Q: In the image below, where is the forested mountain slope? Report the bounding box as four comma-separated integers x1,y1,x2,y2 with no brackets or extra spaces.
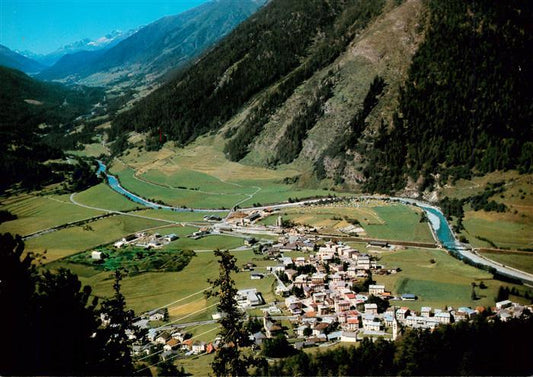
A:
112,0,396,150
0,67,104,191
360,0,532,194
112,0,531,194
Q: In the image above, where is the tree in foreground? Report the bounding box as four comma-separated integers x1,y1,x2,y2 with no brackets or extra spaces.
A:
93,269,145,375
0,233,141,375
206,249,262,376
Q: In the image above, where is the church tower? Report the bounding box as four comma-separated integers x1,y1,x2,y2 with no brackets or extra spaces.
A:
392,310,399,341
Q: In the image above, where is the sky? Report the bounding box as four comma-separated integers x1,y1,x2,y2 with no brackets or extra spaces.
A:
0,0,210,54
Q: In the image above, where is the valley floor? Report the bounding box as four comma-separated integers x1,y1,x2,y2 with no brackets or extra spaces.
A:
1,137,532,376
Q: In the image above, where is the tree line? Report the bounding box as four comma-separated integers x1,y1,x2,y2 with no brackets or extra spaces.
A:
256,313,533,376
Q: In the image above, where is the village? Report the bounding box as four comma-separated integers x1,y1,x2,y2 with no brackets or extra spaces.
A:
124,211,532,362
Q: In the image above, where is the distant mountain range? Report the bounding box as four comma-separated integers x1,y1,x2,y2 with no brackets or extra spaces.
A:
21,29,139,67
37,0,266,86
0,45,45,74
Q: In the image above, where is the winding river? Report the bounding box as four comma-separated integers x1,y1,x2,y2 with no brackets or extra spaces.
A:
396,197,533,285
97,161,218,213
96,161,533,284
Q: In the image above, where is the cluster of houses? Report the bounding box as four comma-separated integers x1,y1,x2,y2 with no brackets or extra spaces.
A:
494,299,531,321
121,211,532,361
131,310,218,360
243,242,532,348
111,232,178,250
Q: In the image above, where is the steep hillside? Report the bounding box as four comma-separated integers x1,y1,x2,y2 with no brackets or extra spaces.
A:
360,0,532,194
111,0,531,197
38,0,265,86
0,66,104,191
242,0,426,175
0,44,45,73
112,0,391,147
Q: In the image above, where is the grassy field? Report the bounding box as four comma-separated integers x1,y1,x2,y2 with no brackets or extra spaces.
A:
463,211,532,250
142,168,255,195
132,209,229,223
108,139,341,209
0,193,103,236
441,170,532,251
373,248,529,310
111,163,341,210
67,142,108,158
73,183,139,211
110,165,249,209
169,235,248,251
25,215,168,262
261,202,434,242
365,205,434,242
479,250,533,275
50,249,277,317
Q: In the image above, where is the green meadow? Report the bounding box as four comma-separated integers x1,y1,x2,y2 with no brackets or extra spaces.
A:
109,157,340,210
373,248,528,310
52,249,276,318
73,183,140,211
364,205,434,242
0,193,102,236
463,212,532,250
479,250,533,275
25,215,168,262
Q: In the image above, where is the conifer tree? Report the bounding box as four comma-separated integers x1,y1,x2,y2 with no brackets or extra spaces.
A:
93,269,144,375
206,249,261,376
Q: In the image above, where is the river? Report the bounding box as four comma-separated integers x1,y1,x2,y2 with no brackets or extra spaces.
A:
95,162,533,284
396,197,533,285
96,160,218,213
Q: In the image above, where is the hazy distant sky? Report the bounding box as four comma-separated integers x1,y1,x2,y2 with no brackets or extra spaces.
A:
0,0,210,54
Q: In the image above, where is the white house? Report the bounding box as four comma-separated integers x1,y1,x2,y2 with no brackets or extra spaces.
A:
192,341,206,354
340,331,358,343
496,300,512,310
368,284,385,296
421,307,432,318
235,288,262,309
435,311,451,324
364,303,378,315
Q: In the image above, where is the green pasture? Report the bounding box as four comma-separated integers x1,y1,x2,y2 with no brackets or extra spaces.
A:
167,235,246,251
233,179,341,207
373,248,528,310
142,168,255,195
179,353,215,377
479,250,533,275
51,249,278,320
109,163,341,210
25,215,168,263
0,193,102,236
463,213,532,250
67,142,107,158
74,183,139,211
364,205,434,242
110,167,248,209
133,209,228,223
